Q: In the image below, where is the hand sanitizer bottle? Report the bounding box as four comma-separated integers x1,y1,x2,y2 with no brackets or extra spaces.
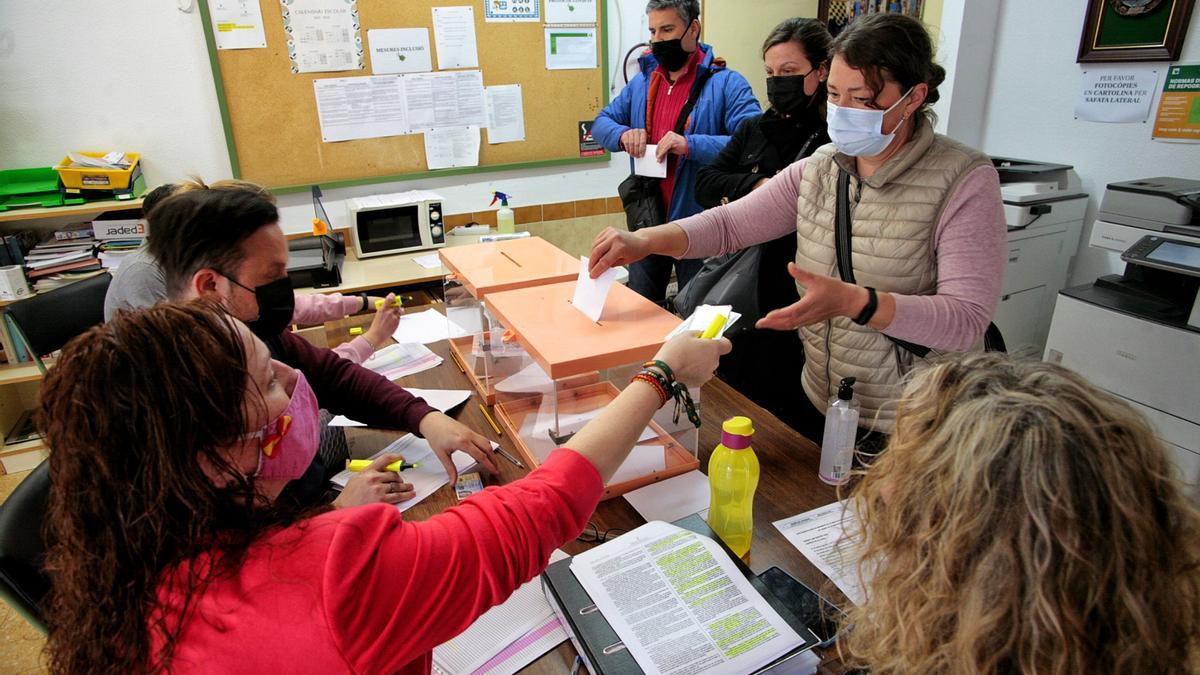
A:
818,377,859,486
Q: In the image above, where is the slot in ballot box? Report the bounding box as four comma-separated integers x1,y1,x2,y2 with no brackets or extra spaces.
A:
438,237,579,405
486,280,700,499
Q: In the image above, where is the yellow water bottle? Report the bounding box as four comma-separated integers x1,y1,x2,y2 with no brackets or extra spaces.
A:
707,416,759,559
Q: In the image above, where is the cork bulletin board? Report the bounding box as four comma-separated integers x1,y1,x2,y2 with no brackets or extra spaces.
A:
197,0,609,193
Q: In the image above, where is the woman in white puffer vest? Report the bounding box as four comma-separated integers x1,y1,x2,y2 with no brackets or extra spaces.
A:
588,13,1007,442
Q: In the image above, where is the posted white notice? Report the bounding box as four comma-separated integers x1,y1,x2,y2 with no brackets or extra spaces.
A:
368,28,432,74
405,70,488,130
313,75,408,142
544,27,597,70
571,522,804,674
432,5,480,70
773,500,866,606
210,0,267,50
485,84,526,144
280,0,364,73
424,126,481,170
545,0,597,24
484,0,540,22
1075,68,1159,123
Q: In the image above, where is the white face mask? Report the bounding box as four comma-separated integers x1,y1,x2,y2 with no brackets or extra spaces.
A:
826,87,914,157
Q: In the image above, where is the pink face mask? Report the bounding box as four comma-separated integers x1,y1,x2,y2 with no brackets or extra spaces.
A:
244,371,320,481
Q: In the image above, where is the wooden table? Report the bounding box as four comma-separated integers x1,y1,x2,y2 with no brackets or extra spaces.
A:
323,311,846,674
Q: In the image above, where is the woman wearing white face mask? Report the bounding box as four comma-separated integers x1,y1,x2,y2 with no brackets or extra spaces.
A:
589,13,1006,440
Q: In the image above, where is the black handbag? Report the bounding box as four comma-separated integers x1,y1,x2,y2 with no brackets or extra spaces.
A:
617,68,714,232
672,244,763,337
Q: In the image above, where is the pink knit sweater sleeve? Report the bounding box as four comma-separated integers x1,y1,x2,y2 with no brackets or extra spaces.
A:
291,293,363,326
679,159,807,258
330,337,374,364
883,166,1006,351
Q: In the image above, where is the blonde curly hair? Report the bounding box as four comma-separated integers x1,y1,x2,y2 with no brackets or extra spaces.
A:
842,353,1200,674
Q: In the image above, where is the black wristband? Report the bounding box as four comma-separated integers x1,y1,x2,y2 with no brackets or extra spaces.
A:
357,292,370,313
852,287,878,326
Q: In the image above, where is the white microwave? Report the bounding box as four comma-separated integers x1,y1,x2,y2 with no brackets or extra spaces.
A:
348,190,447,258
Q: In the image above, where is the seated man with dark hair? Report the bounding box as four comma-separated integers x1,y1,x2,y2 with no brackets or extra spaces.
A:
147,186,497,507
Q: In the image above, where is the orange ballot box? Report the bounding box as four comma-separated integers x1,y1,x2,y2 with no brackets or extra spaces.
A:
485,280,700,499
439,237,579,404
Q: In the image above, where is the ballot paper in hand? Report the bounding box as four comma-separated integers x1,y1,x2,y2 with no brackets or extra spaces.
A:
667,304,741,340
571,521,804,674
634,145,668,178
571,256,618,322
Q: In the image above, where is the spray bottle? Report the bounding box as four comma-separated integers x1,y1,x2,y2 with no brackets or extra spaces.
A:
708,416,760,559
490,191,515,233
819,377,860,485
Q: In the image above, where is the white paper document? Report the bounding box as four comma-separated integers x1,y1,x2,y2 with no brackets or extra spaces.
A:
209,0,267,50
281,0,364,73
329,435,478,511
314,75,408,143
331,389,472,428
773,500,866,606
367,28,433,74
545,0,597,24
424,126,481,170
624,470,711,523
432,5,480,70
609,444,669,485
485,84,526,144
412,252,443,269
483,0,540,22
571,256,618,322
634,145,668,177
1075,68,1159,123
571,522,804,674
434,550,569,674
360,341,443,380
393,308,472,344
667,304,741,340
405,70,488,130
544,27,598,70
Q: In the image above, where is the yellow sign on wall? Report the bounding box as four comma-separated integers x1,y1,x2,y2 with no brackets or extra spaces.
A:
1152,64,1200,143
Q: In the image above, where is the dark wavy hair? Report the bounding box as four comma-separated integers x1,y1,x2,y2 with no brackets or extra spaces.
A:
38,302,310,674
830,12,944,118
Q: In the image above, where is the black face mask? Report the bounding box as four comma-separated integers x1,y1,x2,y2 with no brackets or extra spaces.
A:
651,35,693,73
228,274,295,339
766,72,817,117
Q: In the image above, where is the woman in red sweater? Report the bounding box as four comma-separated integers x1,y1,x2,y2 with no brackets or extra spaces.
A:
38,301,730,674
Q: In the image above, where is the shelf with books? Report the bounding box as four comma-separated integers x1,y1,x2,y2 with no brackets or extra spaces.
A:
0,196,143,224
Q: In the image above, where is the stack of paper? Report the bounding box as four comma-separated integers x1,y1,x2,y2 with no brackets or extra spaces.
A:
666,304,741,340
361,342,443,380
571,521,805,674
434,550,570,675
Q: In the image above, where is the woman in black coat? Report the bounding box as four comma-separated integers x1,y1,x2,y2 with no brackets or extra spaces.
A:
693,18,833,436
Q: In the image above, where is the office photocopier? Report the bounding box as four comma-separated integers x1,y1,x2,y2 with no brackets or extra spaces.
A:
990,158,1089,353
1044,177,1200,497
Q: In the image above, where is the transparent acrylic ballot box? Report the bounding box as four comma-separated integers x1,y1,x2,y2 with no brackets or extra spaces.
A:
486,280,701,499
439,237,579,405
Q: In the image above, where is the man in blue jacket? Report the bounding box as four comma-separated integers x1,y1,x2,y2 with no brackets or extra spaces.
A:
592,0,759,302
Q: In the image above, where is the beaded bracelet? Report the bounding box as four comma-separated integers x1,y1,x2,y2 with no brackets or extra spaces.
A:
631,371,670,407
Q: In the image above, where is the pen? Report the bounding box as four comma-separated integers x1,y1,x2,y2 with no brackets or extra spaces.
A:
478,403,503,437
570,655,582,675
494,445,527,470
346,459,420,472
699,314,727,339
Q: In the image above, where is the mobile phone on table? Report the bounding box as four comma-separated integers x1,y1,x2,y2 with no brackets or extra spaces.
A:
757,566,846,648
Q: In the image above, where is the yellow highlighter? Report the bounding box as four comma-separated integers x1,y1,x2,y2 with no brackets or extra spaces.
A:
346,459,420,472
700,314,727,339
349,326,364,336
375,297,403,310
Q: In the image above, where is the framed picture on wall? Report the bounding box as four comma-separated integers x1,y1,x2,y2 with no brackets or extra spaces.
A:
1077,0,1196,62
